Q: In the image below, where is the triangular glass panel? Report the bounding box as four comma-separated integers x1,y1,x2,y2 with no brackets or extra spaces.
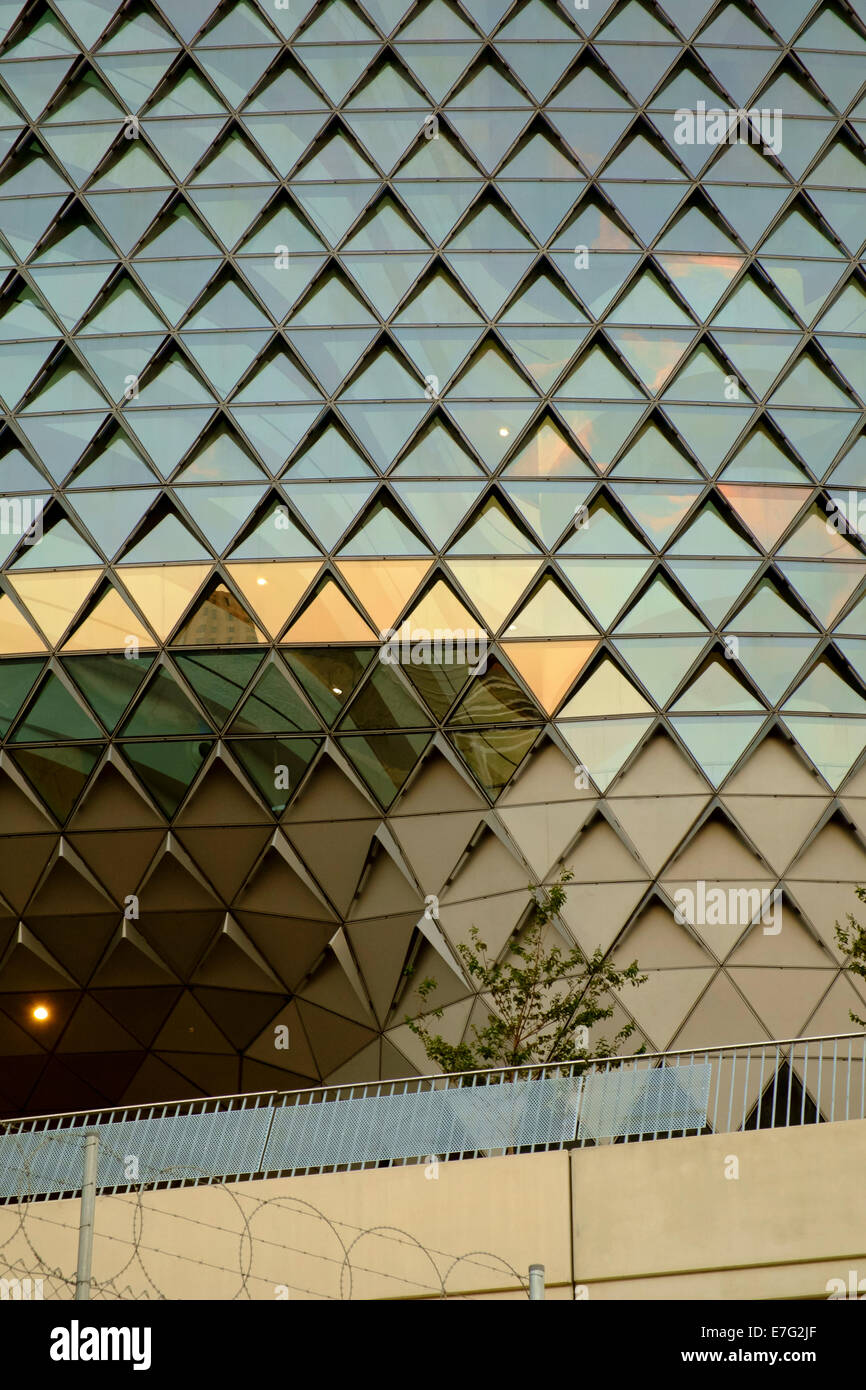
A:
778,561,864,627
228,661,319,735
124,408,215,478
444,252,535,317
69,487,158,559
666,559,760,626
502,417,594,477
230,735,322,811
395,181,483,245
827,435,866,487
557,717,652,792
615,573,707,635
504,572,596,639
394,263,482,324
557,557,650,627
337,403,428,469
12,671,102,742
228,495,320,560
614,636,705,704
612,483,702,546
339,729,431,808
340,343,422,401
11,744,101,821
555,404,645,471
503,480,594,547
449,340,537,399
175,485,265,555
670,714,764,786
550,250,641,318
780,716,866,789
607,329,695,394
668,500,759,557
338,495,431,557
447,494,540,555
661,405,754,471
173,651,265,727
557,341,645,400
612,419,700,479
281,481,375,552
117,508,211,564
10,512,102,571
450,657,539,724
119,740,208,817
231,347,322,405
189,185,285,250
392,416,482,477
391,481,485,548
285,421,375,479
671,656,763,713
556,497,648,555
132,258,222,325
62,653,155,731
120,664,210,737
733,638,816,705
283,647,375,724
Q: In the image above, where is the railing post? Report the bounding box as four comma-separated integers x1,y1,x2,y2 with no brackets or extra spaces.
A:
74,1134,98,1301
529,1264,545,1301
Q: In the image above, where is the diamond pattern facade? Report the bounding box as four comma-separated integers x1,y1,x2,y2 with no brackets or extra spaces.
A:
1,0,866,1116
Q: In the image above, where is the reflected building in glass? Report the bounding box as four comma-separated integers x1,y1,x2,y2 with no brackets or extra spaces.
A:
0,0,865,1115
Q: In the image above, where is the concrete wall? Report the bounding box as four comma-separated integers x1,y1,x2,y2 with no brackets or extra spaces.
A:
1,1119,864,1299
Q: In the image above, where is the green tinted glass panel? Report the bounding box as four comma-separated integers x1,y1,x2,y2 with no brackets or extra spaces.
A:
230,735,322,813
120,666,211,736
120,739,208,817
451,659,539,723
228,662,319,734
11,743,100,820
339,663,429,731
11,673,102,742
62,653,154,731
283,647,376,724
174,652,264,726
0,659,44,736
449,725,540,797
339,730,431,808
402,659,472,720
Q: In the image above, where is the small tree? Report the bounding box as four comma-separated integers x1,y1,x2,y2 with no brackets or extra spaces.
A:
405,868,647,1073
835,885,866,1028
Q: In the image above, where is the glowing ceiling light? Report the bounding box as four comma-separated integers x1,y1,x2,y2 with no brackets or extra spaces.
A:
32,1005,49,1022
498,427,509,437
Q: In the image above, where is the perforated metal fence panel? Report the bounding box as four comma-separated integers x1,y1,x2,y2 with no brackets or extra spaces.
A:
577,1064,712,1142
0,1107,273,1199
263,1075,583,1171
2,1038,860,1201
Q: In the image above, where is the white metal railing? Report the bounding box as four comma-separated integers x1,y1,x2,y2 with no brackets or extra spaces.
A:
0,1032,863,1202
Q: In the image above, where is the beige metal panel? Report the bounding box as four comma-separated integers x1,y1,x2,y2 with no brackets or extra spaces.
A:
669,972,767,1048
605,794,709,875
609,727,710,796
722,794,826,873
666,817,772,879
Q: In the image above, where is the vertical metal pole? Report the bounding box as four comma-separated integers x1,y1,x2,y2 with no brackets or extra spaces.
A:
529,1264,545,1301
75,1134,98,1301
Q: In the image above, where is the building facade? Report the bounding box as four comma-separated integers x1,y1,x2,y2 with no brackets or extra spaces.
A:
0,0,865,1116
